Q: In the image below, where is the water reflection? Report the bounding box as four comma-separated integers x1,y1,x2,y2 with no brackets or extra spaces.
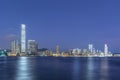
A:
15,57,33,80
1,57,7,80
86,58,94,80
73,57,80,80
0,57,115,80
100,58,109,80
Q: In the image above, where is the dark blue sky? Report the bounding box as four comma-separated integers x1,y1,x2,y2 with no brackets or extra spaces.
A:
0,0,120,52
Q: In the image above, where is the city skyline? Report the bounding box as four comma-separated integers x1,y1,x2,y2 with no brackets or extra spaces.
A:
0,1,120,80
10,24,111,53
0,0,120,53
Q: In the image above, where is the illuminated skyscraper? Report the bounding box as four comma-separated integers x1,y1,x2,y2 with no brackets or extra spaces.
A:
21,24,26,53
104,44,108,56
88,44,93,54
11,40,21,54
11,40,16,53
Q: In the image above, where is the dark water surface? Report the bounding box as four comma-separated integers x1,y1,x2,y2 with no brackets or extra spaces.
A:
0,57,120,80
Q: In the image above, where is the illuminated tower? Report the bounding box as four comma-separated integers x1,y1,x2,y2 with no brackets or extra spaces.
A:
88,44,93,54
21,24,26,53
11,40,21,54
104,44,108,56
11,40,16,53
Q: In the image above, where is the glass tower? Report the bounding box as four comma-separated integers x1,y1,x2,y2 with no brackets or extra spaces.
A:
104,44,108,56
21,24,26,53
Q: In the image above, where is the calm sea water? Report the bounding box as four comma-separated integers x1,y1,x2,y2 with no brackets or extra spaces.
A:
0,57,120,80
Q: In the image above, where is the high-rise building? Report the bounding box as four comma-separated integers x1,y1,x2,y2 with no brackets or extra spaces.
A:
104,44,108,56
28,40,38,55
21,24,26,53
16,40,21,54
56,45,60,54
11,40,21,54
88,44,93,54
11,40,16,53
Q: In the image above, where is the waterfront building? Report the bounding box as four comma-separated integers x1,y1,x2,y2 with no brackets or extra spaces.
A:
21,24,26,54
69,49,73,55
88,44,93,54
11,40,16,54
11,40,21,56
82,49,89,56
37,48,51,56
61,52,69,57
0,50,7,56
28,40,38,55
104,44,108,56
56,45,60,54
16,40,21,54
72,48,81,56
93,48,96,54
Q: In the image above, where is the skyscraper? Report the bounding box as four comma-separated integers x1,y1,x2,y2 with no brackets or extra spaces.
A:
11,40,16,53
11,40,21,54
104,44,108,56
28,40,38,55
56,45,60,54
21,24,26,53
88,44,93,54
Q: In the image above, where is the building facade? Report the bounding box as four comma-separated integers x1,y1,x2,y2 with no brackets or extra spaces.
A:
88,44,93,54
21,24,26,53
104,44,108,56
11,40,21,55
28,40,38,55
56,45,60,54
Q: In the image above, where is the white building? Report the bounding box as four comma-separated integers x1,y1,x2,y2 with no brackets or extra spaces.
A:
88,44,93,53
21,24,26,53
104,44,108,56
11,40,21,54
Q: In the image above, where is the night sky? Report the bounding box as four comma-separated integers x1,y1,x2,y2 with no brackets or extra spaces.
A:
0,0,120,52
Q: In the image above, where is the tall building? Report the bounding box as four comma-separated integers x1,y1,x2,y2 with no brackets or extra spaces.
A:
104,44,108,56
56,45,60,54
21,24,26,53
88,44,93,54
11,40,16,53
16,40,21,54
11,40,21,54
28,40,38,55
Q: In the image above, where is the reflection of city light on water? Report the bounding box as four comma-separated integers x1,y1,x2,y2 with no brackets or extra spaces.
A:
100,58,109,80
2,57,7,80
16,57,33,80
73,58,80,80
86,58,94,80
